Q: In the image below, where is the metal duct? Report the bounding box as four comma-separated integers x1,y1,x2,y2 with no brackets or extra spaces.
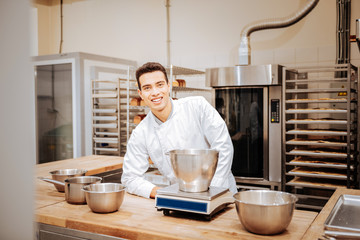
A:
357,19,360,50
336,0,351,65
238,0,319,66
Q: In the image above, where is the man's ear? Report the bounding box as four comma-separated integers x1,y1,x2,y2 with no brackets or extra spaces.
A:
137,89,143,99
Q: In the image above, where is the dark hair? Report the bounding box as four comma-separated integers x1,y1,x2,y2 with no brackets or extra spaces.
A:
135,62,168,90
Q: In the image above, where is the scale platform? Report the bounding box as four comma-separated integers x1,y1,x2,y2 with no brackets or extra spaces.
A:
155,184,234,220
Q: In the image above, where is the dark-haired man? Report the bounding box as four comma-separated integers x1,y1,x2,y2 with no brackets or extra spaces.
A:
121,62,237,198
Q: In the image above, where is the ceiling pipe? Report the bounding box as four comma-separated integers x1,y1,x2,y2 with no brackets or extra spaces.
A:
238,0,319,66
165,0,171,67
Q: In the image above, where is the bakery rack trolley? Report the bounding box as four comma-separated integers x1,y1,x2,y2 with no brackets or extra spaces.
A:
282,64,359,211
91,78,122,156
91,66,137,157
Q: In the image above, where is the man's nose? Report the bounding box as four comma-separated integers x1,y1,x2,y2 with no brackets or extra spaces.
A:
151,86,160,95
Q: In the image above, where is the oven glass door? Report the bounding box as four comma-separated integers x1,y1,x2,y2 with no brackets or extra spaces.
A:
215,88,265,178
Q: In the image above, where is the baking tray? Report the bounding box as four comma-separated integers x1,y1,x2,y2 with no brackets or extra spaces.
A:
93,137,119,144
92,108,117,113
287,161,347,170
94,147,119,152
287,149,348,158
92,93,118,98
92,123,117,129
286,119,348,125
324,230,360,239
324,194,360,233
285,88,347,93
286,98,347,103
287,177,346,189
286,139,347,147
286,129,348,136
287,168,347,180
286,109,347,114
92,116,117,121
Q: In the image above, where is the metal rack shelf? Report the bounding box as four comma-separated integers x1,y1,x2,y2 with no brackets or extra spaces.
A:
166,65,209,99
282,64,359,211
172,86,212,92
166,66,204,76
91,79,121,156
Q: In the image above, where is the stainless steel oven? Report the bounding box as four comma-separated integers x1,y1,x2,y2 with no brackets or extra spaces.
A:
206,64,282,189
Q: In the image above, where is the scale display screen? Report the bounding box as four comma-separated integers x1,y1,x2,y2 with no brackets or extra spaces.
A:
156,197,208,213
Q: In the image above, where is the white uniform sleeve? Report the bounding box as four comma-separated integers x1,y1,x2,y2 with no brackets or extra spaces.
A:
198,97,234,189
121,127,155,198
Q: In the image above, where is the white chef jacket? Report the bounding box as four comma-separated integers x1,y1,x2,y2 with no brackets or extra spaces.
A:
121,96,237,198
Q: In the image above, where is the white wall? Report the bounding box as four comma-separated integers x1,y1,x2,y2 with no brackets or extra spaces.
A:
0,0,35,239
32,0,360,157
34,0,360,69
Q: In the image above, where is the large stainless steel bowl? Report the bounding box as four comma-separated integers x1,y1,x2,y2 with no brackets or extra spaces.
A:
49,169,88,192
233,190,297,235
82,183,126,213
170,149,218,192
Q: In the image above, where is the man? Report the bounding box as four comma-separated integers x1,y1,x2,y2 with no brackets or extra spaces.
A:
121,62,237,198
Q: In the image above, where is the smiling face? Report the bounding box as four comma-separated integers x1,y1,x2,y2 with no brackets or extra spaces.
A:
138,71,172,121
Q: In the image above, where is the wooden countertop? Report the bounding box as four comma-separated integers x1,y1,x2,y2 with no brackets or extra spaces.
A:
35,155,122,209
35,155,318,240
302,188,360,239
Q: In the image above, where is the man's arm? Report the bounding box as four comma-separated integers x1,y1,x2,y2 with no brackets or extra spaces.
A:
121,129,156,198
198,97,234,187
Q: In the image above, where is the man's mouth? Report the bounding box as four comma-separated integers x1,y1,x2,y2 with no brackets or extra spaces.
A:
151,97,162,103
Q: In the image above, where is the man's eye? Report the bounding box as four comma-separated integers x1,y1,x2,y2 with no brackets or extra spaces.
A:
143,87,150,91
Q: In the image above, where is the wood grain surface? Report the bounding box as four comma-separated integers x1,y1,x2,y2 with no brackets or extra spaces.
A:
36,192,317,240
35,155,123,209
35,155,318,239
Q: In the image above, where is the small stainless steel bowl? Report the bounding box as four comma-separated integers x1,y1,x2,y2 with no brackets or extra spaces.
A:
49,169,88,192
233,190,297,235
82,183,126,213
170,149,218,193
64,176,102,204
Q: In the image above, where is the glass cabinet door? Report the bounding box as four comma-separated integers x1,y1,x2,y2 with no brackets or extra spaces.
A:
35,64,73,163
215,88,265,178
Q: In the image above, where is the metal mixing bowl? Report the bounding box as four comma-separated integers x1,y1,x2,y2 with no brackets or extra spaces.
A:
82,183,126,213
170,149,218,192
233,190,297,235
49,169,88,192
64,176,102,204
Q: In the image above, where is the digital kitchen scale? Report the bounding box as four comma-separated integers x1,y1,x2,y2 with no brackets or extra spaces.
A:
155,184,234,220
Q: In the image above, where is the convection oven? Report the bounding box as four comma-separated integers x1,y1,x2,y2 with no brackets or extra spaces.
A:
206,64,283,189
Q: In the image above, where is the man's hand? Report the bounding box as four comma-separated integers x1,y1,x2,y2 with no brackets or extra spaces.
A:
150,186,161,198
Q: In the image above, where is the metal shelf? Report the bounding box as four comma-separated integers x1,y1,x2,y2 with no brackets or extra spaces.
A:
172,86,211,92
166,65,204,76
282,64,359,201
285,77,348,83
91,78,122,156
285,88,350,93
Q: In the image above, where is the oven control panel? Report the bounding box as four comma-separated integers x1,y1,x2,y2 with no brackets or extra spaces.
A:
270,99,280,123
